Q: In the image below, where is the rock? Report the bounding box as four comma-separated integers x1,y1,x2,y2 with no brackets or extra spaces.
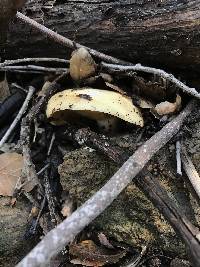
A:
170,258,191,267
58,131,200,257
0,196,37,266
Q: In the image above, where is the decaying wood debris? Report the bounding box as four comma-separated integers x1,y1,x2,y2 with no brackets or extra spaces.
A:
1,2,200,267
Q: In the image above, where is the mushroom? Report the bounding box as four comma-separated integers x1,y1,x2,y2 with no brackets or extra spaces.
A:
70,48,97,82
46,88,144,131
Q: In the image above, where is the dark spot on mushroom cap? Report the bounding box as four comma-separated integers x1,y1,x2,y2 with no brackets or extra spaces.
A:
77,94,93,101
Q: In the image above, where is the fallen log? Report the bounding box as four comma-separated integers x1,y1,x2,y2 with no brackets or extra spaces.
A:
2,0,200,75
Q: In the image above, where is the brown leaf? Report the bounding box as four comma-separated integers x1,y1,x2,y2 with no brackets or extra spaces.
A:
70,48,97,81
69,240,126,267
0,153,23,196
154,95,182,116
61,194,74,217
0,75,10,103
98,233,114,249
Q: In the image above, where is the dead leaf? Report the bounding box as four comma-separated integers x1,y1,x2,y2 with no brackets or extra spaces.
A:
69,240,126,267
154,95,181,116
29,206,39,218
61,194,74,217
70,48,97,82
98,233,114,249
0,74,10,102
0,153,23,196
46,88,144,127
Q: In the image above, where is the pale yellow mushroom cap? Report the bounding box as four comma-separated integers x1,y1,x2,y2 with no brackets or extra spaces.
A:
46,88,144,127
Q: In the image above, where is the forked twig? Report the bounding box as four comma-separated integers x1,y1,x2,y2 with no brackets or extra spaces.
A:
16,100,197,267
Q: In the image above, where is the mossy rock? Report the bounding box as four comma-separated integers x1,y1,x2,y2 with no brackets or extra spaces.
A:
59,142,196,257
0,197,37,267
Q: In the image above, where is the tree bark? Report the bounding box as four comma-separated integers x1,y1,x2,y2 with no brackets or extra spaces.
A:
2,0,200,73
0,0,26,44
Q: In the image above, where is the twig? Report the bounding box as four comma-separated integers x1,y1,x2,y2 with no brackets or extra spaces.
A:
0,86,35,147
176,140,182,176
57,126,126,164
1,70,44,74
182,147,200,200
33,196,46,233
16,12,127,64
123,245,148,267
0,58,69,67
11,83,28,93
43,170,57,225
16,100,197,267
47,133,55,156
0,65,67,73
37,164,50,176
102,62,200,99
135,170,200,267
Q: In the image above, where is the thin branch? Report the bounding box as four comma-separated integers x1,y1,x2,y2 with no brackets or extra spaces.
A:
16,12,127,64
0,86,35,147
37,164,50,176
16,99,197,267
0,65,67,73
176,140,182,176
102,62,200,99
47,133,55,156
43,170,57,225
0,58,69,67
182,146,200,200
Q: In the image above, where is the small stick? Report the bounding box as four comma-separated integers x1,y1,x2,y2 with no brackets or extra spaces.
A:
176,140,182,176
37,164,50,176
182,147,200,200
58,126,126,164
0,58,69,67
16,100,197,267
0,86,35,147
43,170,57,225
33,196,46,233
124,245,148,267
47,133,55,156
0,65,67,73
16,12,127,64
102,62,200,99
1,69,44,74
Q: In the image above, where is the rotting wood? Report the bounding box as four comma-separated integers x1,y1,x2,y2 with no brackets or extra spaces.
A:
2,0,200,74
